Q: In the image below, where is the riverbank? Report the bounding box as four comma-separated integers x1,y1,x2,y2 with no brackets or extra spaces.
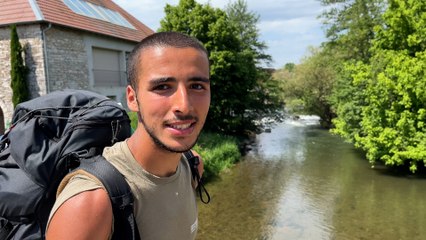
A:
198,118,426,240
193,132,241,181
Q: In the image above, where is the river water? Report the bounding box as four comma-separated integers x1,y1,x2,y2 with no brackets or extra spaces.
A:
197,116,426,240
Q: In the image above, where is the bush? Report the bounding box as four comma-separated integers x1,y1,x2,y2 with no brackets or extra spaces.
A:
193,132,241,181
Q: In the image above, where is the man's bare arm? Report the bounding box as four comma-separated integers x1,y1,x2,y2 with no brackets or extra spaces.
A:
46,188,113,240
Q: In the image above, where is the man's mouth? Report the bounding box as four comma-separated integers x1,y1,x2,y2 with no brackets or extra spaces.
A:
168,123,193,130
165,115,198,130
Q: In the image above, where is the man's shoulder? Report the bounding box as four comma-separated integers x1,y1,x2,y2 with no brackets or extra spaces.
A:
47,172,105,226
102,140,130,161
46,187,112,239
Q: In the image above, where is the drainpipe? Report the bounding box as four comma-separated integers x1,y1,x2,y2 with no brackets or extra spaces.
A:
41,23,52,93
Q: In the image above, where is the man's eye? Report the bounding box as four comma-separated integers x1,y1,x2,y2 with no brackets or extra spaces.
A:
153,84,170,91
191,84,204,90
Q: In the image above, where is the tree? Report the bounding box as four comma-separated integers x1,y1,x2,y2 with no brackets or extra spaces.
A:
352,0,426,172
159,0,282,135
274,48,336,127
10,24,29,107
283,63,295,72
296,48,337,127
225,0,271,65
319,0,386,141
320,0,386,62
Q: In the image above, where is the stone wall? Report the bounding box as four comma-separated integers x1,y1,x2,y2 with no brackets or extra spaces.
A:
0,23,136,133
45,27,89,91
0,24,46,131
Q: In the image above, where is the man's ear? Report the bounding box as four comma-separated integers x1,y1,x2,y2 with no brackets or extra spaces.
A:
126,85,139,112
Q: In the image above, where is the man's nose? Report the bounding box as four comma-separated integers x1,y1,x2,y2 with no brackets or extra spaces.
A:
172,85,193,115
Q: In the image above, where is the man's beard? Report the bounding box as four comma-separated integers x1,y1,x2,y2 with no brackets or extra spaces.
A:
137,111,198,153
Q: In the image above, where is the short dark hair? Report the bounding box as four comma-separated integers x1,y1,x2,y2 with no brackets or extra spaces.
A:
127,31,208,89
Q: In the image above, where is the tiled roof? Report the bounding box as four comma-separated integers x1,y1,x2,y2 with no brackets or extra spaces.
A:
0,0,154,42
0,0,37,24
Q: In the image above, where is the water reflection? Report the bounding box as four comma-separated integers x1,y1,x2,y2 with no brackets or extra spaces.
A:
197,117,426,240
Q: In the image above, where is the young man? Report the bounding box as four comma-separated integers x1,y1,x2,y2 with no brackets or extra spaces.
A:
46,32,211,239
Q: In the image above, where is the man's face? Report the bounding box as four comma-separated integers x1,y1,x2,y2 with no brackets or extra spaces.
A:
127,46,210,153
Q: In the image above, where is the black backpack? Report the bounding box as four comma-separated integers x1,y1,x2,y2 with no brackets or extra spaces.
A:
0,90,139,240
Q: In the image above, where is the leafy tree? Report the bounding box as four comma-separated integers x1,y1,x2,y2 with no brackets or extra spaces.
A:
349,51,426,173
272,63,298,108
330,60,368,141
319,0,386,141
320,0,385,62
373,0,426,55
283,63,295,72
159,0,282,135
296,48,337,127
275,48,336,126
352,0,426,172
10,24,29,107
224,0,282,132
225,0,271,65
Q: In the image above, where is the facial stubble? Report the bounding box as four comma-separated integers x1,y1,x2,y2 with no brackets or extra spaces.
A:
137,111,199,153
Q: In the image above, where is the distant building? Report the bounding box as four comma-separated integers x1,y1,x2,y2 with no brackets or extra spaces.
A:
0,0,154,134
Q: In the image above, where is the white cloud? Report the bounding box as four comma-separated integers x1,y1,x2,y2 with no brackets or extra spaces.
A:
113,0,327,68
259,17,321,35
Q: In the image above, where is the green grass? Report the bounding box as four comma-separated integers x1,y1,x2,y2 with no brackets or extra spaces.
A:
193,132,241,181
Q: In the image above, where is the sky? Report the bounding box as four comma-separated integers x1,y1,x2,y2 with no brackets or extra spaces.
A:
114,0,328,69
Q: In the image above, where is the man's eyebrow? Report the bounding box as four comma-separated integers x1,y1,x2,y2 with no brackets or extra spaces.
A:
189,76,210,83
148,76,210,85
149,77,176,85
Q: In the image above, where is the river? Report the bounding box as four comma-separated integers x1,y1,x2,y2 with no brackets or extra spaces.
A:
197,116,426,240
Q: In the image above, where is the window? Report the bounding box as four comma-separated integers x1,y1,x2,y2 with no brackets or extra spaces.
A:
92,47,126,87
63,0,135,29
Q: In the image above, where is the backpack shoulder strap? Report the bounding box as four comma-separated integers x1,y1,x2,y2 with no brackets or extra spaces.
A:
76,155,140,240
183,151,210,204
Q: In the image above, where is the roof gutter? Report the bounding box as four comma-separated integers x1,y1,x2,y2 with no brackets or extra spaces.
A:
28,0,52,94
41,23,52,93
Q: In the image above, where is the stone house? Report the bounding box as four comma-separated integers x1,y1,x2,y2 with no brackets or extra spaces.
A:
0,0,154,134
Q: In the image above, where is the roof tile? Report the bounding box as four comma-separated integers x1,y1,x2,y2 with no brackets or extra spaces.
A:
0,0,154,42
0,0,37,24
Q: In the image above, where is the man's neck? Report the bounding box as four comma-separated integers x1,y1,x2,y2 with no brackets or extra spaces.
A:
127,131,181,177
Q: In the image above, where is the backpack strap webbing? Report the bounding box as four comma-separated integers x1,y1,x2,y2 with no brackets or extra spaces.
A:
76,155,140,240
183,151,211,204
0,219,13,240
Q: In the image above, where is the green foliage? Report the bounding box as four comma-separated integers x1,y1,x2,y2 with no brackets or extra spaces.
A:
354,50,426,172
330,0,426,172
272,64,300,112
330,61,369,142
320,0,385,130
320,0,386,62
159,0,283,136
295,48,337,127
274,48,337,127
10,25,29,107
276,0,386,128
373,0,426,55
225,0,271,65
193,132,241,181
283,63,295,72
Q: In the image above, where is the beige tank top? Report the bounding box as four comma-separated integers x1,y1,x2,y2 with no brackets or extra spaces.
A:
47,141,198,240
